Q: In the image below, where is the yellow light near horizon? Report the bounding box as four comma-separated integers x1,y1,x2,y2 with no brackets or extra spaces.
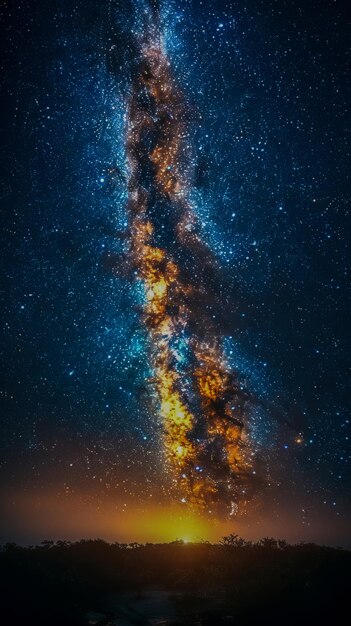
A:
4,489,262,545
122,506,215,544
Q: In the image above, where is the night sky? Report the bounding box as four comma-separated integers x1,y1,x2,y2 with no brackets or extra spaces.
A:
0,0,350,546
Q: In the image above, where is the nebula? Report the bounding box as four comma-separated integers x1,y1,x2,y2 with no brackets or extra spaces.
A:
117,2,258,514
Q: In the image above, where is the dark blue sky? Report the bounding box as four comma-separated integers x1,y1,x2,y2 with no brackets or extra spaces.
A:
0,0,350,543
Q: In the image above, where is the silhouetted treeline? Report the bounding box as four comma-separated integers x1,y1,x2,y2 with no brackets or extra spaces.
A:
1,535,350,625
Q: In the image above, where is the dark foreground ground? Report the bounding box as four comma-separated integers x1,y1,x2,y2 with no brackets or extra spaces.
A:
1,535,350,625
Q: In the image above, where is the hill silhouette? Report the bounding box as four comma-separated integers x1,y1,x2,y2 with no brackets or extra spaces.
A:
1,535,350,625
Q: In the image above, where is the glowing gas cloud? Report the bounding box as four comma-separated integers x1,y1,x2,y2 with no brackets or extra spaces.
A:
119,2,258,514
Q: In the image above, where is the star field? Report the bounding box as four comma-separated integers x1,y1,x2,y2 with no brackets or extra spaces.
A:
0,0,350,543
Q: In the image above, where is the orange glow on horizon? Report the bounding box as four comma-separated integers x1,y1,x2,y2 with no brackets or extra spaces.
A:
2,489,348,548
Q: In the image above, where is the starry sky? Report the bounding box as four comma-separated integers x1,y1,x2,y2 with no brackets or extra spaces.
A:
0,0,350,546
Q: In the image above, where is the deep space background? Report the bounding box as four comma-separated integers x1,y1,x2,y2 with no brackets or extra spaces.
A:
0,0,350,545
